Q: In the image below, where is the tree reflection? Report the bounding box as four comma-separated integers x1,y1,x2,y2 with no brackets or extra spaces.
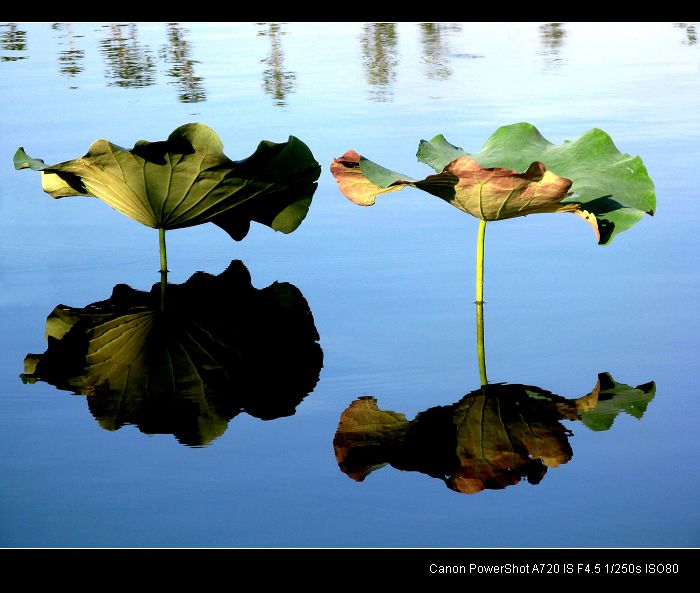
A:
21,261,323,447
334,373,655,494
258,23,296,106
52,23,84,81
0,23,28,62
162,23,206,103
675,22,697,46
100,23,155,88
419,23,462,80
360,23,399,102
539,22,567,67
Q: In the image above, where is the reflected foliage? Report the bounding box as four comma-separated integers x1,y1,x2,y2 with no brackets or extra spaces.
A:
0,23,28,62
258,23,296,106
100,23,155,88
52,23,84,80
360,23,399,102
539,23,566,64
162,23,206,103
539,22,567,66
21,261,324,447
419,23,462,80
675,22,697,46
334,373,655,494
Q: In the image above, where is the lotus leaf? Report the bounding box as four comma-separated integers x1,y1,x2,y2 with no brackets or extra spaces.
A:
331,123,655,245
15,123,321,269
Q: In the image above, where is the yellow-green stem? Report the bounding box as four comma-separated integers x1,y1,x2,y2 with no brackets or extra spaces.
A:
160,271,167,312
475,218,486,304
476,301,488,386
159,228,168,273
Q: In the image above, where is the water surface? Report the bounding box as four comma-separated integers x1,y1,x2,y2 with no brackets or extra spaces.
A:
1,22,699,547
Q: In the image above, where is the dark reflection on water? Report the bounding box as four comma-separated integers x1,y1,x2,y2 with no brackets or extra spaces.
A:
334,373,655,494
0,23,28,62
360,23,398,102
675,22,697,46
162,23,206,103
21,261,323,447
100,23,156,88
258,23,296,107
52,23,84,83
539,22,567,67
419,23,462,81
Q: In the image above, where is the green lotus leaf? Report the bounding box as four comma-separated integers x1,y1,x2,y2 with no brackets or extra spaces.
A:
21,260,324,447
331,123,656,244
14,123,321,241
333,372,655,494
578,372,656,431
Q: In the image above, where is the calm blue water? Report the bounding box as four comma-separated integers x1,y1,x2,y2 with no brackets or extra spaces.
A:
1,22,699,547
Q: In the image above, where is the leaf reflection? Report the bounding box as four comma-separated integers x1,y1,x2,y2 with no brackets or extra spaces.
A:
333,374,655,494
21,261,324,447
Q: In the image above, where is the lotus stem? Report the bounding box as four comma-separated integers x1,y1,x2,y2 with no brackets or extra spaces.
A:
475,218,486,304
160,271,167,312
159,227,168,273
475,219,488,384
476,301,488,386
